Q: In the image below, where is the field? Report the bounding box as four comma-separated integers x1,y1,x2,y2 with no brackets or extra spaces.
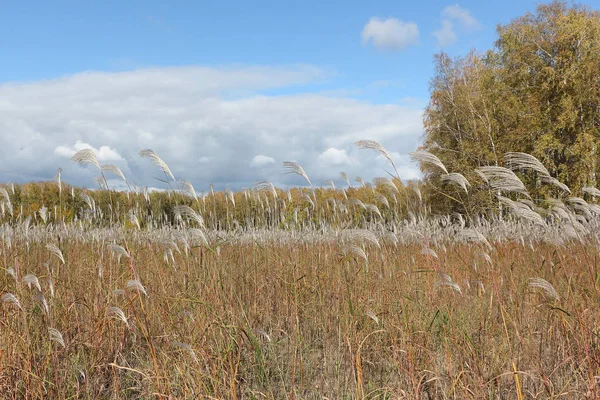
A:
5,1,600,397
1,147,600,399
1,221,599,399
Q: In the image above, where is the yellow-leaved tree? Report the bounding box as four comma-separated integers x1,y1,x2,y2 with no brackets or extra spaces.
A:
422,1,600,215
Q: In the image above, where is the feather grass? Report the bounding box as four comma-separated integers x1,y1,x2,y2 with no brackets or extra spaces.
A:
283,161,312,187
139,149,176,182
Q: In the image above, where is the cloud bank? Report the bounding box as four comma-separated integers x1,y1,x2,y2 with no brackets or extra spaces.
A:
0,65,423,190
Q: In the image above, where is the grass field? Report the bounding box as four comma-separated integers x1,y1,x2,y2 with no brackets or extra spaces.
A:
1,146,600,398
1,224,599,399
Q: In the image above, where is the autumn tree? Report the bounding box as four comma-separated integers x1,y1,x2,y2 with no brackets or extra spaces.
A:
422,1,600,214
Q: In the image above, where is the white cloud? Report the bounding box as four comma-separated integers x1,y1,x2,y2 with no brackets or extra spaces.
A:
250,155,276,167
442,5,481,31
433,20,457,47
0,66,423,189
318,148,351,166
361,17,419,51
55,140,123,161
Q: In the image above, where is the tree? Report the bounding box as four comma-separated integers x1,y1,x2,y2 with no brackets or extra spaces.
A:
422,1,600,214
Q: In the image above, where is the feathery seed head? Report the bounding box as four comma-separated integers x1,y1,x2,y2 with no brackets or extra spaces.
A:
441,172,470,193
356,140,399,177
342,229,380,248
127,279,148,296
23,274,41,291
373,177,400,193
71,149,100,170
366,309,379,325
180,180,198,200
504,152,550,177
582,186,600,197
409,150,448,174
101,164,127,181
283,161,312,187
107,306,129,328
109,244,130,263
173,205,204,228
48,328,66,348
139,149,175,181
46,243,65,264
528,277,559,301
1,293,22,310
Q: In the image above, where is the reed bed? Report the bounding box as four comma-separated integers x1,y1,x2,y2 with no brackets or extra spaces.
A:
1,229,599,398
1,143,600,398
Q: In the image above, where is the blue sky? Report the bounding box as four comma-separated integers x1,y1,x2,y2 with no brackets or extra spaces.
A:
1,0,599,190
1,0,553,100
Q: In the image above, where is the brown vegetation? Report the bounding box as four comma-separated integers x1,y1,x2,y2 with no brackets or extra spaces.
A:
1,234,599,398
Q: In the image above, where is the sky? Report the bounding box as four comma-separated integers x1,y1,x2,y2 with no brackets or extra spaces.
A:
2,0,599,192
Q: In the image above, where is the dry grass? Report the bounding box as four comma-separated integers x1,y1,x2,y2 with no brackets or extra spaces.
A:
1,235,599,399
1,144,599,398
